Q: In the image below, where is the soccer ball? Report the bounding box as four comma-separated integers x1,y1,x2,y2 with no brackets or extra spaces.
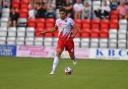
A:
64,66,73,75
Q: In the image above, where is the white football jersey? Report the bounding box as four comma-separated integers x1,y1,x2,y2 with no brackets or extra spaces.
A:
55,17,74,39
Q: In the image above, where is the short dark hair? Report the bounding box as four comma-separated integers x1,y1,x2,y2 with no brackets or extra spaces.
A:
42,2,45,5
59,8,66,13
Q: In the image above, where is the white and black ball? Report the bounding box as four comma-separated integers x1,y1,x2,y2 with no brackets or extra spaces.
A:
64,66,73,75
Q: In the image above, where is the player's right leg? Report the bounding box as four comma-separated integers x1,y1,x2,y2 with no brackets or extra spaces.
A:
50,39,64,74
49,48,63,74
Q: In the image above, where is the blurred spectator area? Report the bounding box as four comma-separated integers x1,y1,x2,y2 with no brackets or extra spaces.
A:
0,0,128,49
6,0,128,20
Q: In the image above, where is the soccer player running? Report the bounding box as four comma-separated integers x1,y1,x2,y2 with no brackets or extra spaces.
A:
41,8,79,74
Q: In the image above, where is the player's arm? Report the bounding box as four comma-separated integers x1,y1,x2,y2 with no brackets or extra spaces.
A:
41,26,58,34
71,24,79,38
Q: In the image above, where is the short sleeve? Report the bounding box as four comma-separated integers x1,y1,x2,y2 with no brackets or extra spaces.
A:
55,19,59,26
70,18,74,26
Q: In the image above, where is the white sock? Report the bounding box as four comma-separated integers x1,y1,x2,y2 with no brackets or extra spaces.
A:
51,56,59,73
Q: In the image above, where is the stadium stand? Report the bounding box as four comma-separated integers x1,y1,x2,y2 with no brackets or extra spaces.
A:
0,0,128,49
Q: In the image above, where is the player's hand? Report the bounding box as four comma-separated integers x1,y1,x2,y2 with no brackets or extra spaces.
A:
71,34,75,38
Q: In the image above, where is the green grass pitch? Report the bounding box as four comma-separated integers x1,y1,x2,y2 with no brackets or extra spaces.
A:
0,56,128,89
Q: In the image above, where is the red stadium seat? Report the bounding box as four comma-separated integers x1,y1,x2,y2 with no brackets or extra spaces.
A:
35,27,44,37
37,23,45,28
110,19,118,29
53,31,58,37
20,12,28,18
91,28,99,33
12,0,20,2
36,27,43,32
100,28,109,33
81,32,90,38
15,8,19,13
111,15,119,20
75,19,81,23
100,19,109,30
46,23,54,29
91,19,100,29
21,0,29,4
20,8,28,18
27,18,36,27
45,24,54,37
91,28,99,38
74,19,82,29
99,31,108,38
46,18,55,28
46,18,55,23
82,19,91,29
81,28,91,38
45,33,53,37
37,18,45,23
110,10,119,20
12,1,20,9
21,4,28,9
35,31,43,37
36,18,45,28
82,28,91,33
91,32,99,38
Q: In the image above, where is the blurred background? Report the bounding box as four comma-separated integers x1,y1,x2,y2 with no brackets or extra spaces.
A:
0,0,128,49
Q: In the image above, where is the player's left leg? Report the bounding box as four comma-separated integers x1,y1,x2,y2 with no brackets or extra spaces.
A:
66,39,77,65
68,50,77,65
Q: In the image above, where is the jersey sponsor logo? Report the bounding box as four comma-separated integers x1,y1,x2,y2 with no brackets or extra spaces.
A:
58,23,62,27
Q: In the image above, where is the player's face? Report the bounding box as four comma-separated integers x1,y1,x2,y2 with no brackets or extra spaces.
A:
60,11,66,20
